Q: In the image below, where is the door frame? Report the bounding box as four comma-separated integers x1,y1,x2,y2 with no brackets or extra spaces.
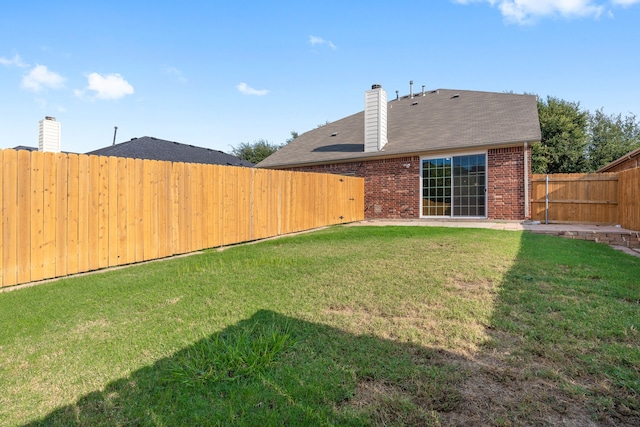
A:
419,151,488,219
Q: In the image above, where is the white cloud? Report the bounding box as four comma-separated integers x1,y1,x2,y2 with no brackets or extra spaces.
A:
166,66,188,83
0,54,28,67
309,35,337,50
453,0,639,24
21,65,65,92
237,82,269,96
78,72,134,100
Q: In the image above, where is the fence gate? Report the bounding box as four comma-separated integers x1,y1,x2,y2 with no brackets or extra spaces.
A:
530,173,619,224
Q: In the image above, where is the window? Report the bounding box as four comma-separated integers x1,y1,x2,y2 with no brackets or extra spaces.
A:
421,154,486,217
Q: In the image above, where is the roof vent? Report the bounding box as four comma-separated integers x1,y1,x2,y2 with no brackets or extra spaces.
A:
331,132,338,137
409,80,414,99
412,101,419,106
451,94,460,99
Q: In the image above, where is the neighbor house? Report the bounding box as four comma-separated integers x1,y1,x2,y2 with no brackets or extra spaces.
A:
87,136,253,167
257,84,541,220
596,146,640,173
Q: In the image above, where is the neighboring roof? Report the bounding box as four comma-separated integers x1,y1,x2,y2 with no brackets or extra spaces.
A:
13,145,38,152
87,136,253,167
596,146,640,172
257,88,541,168
13,145,75,154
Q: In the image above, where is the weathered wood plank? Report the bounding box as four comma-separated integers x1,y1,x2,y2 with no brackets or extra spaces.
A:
77,154,90,273
42,152,57,280
17,150,31,284
55,153,68,277
66,154,80,275
30,151,45,282
2,150,18,287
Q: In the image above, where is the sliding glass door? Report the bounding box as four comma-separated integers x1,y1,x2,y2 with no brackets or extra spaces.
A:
421,154,486,217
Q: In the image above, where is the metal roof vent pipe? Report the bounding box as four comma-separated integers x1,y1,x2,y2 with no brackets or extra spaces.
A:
38,116,61,153
409,80,414,99
422,85,425,96
364,84,388,153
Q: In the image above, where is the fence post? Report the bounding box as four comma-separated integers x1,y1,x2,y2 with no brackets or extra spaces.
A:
545,174,549,225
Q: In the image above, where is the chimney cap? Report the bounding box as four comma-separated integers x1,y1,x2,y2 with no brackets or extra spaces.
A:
44,116,56,121
371,84,382,90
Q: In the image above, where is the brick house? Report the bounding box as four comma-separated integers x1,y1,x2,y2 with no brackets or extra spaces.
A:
257,84,541,220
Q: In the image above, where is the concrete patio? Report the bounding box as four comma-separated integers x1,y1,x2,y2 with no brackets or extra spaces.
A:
347,219,640,257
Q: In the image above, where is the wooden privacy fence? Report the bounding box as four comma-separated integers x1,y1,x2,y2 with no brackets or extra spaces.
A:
531,171,639,230
0,149,364,288
619,167,640,231
531,173,619,224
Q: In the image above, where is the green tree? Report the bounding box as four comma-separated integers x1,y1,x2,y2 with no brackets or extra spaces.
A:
586,109,640,171
231,139,281,164
285,131,299,144
533,96,589,173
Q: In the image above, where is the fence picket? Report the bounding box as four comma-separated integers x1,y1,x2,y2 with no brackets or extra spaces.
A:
30,151,45,282
77,155,89,272
43,152,57,279
55,153,68,277
0,149,364,288
66,154,80,275
17,150,31,284
3,150,18,287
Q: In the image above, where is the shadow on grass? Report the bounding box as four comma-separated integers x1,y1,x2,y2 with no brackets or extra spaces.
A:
23,228,640,426
25,310,466,426
476,232,640,426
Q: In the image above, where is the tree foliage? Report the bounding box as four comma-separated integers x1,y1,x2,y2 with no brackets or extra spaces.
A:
232,131,299,164
533,96,589,174
587,109,640,171
285,131,299,144
231,139,281,164
532,96,640,173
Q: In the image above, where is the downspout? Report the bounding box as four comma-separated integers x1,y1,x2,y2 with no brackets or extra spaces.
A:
524,142,529,219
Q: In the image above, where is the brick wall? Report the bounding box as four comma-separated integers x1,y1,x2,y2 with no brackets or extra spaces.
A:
287,146,531,220
289,157,420,219
487,146,531,220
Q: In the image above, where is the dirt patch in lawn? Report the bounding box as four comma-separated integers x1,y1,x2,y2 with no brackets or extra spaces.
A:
446,351,600,426
342,328,637,426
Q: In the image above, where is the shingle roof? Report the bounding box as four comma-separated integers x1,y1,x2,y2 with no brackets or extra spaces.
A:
86,136,253,167
12,145,38,152
257,89,541,168
13,145,75,154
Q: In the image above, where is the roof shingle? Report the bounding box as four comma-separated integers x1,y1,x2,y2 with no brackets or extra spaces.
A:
257,88,540,168
87,136,253,167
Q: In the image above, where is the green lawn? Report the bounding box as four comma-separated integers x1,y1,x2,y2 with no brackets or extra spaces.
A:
0,226,638,426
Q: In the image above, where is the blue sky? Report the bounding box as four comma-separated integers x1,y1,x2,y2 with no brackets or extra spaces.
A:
1,0,639,155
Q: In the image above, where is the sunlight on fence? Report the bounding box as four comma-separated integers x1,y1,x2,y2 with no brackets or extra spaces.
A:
0,149,364,287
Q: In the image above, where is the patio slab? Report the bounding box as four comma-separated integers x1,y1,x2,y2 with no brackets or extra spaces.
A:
347,219,640,255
